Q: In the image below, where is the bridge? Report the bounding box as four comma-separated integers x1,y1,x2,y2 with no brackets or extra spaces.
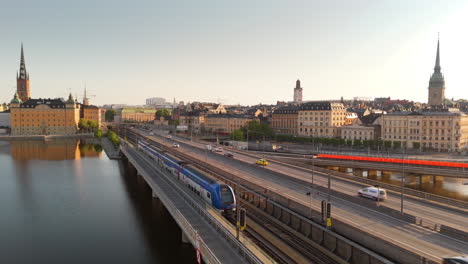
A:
118,126,468,264
120,142,267,264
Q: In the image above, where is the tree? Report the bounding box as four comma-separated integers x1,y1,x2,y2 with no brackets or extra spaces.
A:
230,129,244,141
105,109,117,122
78,119,89,131
87,120,99,131
107,130,119,146
94,129,103,139
156,108,171,119
242,120,274,140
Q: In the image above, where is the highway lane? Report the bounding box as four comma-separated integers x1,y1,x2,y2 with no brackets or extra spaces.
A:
137,129,468,262
156,131,468,232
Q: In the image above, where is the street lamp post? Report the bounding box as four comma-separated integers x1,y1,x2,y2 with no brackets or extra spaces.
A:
246,130,249,151
400,153,405,214
327,173,331,202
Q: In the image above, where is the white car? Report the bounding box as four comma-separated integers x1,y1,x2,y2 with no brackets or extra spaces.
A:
166,135,172,139
172,143,180,148
149,132,154,136
214,147,223,152
358,187,387,201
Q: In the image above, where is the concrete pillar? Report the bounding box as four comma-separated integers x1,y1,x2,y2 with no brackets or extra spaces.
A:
346,168,353,174
362,171,368,177
376,170,382,177
181,232,190,244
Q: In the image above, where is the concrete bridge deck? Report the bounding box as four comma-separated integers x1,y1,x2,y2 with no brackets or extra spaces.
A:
121,143,266,264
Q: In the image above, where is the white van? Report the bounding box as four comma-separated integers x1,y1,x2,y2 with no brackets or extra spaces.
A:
358,187,387,201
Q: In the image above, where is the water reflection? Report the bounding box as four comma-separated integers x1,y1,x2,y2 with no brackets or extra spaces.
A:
8,139,103,160
0,139,194,264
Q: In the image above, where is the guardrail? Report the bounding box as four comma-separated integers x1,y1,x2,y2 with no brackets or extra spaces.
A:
125,128,454,263
268,157,468,210
121,143,264,264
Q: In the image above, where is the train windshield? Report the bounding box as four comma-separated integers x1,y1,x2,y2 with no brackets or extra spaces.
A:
220,185,234,205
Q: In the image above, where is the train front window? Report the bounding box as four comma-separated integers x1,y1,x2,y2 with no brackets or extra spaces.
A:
220,185,234,205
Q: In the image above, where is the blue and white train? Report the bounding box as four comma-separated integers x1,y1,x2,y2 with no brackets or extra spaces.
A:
138,140,236,213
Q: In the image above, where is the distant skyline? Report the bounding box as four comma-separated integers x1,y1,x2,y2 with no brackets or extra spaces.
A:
1,0,468,106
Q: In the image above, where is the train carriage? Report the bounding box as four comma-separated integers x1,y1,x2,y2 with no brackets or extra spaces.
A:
137,140,236,213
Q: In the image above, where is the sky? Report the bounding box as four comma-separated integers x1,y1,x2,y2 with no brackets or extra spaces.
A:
1,0,467,106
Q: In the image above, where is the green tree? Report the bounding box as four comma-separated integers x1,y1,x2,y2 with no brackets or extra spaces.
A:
107,130,120,146
78,119,89,132
87,120,99,131
242,120,274,140
105,109,117,122
230,129,244,141
94,129,103,139
156,108,171,118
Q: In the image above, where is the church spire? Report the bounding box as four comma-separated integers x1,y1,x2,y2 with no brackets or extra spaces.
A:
428,36,445,106
434,37,441,73
18,43,28,80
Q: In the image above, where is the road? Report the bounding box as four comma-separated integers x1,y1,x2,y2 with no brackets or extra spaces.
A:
136,128,468,262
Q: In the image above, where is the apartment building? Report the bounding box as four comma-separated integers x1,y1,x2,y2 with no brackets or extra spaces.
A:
298,101,346,138
381,108,468,151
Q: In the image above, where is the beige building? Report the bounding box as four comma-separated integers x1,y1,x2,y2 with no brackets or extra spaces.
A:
116,108,156,123
9,93,80,135
205,114,255,134
341,118,381,142
270,105,299,135
381,109,468,151
298,101,346,138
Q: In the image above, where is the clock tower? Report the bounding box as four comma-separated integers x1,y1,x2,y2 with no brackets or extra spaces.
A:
16,43,30,102
428,39,445,106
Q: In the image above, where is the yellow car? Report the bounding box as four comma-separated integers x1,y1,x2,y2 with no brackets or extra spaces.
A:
256,159,268,166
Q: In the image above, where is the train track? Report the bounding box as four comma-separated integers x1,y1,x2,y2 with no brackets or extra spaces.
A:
125,129,343,264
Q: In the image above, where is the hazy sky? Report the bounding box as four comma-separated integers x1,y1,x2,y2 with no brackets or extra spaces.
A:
1,0,467,106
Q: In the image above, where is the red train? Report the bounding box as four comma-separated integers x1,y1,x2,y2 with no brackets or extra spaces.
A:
316,154,468,169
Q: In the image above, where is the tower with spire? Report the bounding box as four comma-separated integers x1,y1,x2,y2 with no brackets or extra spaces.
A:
16,43,31,102
428,38,445,106
293,79,303,103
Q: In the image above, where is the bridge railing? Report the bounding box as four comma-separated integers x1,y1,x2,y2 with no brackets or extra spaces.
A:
122,143,264,264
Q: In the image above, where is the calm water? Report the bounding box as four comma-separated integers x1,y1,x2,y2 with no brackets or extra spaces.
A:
0,139,196,264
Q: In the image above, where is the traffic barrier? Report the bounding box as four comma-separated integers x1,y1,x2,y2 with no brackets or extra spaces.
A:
440,225,468,242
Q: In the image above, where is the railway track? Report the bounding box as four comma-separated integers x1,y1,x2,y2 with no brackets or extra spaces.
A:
125,129,343,264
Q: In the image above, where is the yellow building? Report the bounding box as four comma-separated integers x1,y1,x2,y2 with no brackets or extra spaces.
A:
298,101,346,138
116,108,156,123
9,93,80,135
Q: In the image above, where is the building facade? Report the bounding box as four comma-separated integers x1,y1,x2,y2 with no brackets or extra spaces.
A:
204,114,255,134
428,39,445,106
9,93,80,135
381,109,468,151
179,111,206,132
116,108,156,123
298,101,346,138
81,104,101,127
16,44,31,102
270,105,299,134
